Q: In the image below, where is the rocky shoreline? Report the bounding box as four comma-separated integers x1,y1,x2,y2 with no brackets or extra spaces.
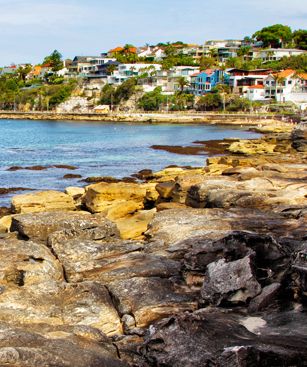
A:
0,121,306,366
0,110,296,125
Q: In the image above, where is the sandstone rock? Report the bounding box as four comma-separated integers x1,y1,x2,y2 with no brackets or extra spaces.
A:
228,138,278,155
171,174,207,204
201,254,262,305
0,323,127,367
0,237,64,286
65,186,85,199
115,208,156,240
0,215,12,233
155,181,176,199
108,277,197,328
84,182,147,214
0,281,122,336
11,211,119,243
11,190,76,214
146,208,307,248
51,236,180,283
142,183,159,202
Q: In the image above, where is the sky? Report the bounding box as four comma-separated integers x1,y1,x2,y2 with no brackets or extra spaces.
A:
0,0,306,65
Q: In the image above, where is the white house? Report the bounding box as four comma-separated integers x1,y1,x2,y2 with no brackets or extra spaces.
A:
264,69,307,103
107,63,162,85
246,85,265,101
251,48,306,62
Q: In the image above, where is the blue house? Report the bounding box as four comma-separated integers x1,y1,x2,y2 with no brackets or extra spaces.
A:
190,69,229,96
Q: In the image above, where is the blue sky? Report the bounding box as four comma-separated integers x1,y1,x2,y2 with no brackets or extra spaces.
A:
0,0,306,65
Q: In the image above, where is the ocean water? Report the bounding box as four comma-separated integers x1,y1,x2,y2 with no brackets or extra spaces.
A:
0,119,260,206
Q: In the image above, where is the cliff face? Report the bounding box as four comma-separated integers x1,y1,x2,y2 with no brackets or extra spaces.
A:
0,123,306,366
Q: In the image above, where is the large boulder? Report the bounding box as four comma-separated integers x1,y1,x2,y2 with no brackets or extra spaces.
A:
0,281,123,336
50,236,180,283
11,190,76,214
201,254,262,305
145,208,306,249
141,310,307,367
84,182,147,214
292,126,307,152
0,322,127,367
108,277,197,328
0,236,64,286
11,211,119,242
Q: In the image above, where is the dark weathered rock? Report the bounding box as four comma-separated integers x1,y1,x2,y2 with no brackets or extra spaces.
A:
108,277,197,328
292,126,307,152
248,282,281,312
141,310,307,367
12,211,119,242
201,254,261,305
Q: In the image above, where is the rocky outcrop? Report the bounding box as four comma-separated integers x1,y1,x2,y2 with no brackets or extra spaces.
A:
108,277,197,328
11,211,119,242
11,190,76,214
0,323,127,367
1,123,306,366
292,125,307,152
141,310,307,367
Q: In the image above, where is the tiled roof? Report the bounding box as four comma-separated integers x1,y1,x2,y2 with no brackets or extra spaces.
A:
298,73,307,80
273,69,295,78
248,85,264,89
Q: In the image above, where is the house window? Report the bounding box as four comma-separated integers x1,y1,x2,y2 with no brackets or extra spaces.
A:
288,80,292,84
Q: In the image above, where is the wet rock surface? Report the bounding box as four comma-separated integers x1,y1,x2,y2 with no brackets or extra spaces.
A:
0,123,306,366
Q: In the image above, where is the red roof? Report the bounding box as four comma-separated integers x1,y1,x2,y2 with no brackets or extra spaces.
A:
191,72,200,77
248,85,264,89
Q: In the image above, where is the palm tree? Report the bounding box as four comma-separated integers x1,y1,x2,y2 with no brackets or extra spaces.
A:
177,76,189,93
106,64,116,75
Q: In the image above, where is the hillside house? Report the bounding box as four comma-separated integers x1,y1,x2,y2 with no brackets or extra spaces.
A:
264,69,307,103
228,68,272,95
190,69,228,96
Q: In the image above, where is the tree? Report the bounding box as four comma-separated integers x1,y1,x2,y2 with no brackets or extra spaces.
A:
199,56,216,70
138,87,166,111
196,93,221,111
293,29,307,50
176,76,189,93
253,24,292,48
237,46,251,58
227,96,251,112
43,50,63,72
16,64,32,82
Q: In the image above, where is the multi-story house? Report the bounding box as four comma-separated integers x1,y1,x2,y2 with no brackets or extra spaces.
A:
190,69,228,96
249,48,306,62
228,68,272,95
264,69,307,103
108,63,162,85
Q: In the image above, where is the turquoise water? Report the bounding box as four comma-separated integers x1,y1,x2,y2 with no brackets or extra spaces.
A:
0,119,260,206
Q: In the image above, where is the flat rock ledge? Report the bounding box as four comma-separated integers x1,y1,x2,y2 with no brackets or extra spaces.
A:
0,123,306,366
